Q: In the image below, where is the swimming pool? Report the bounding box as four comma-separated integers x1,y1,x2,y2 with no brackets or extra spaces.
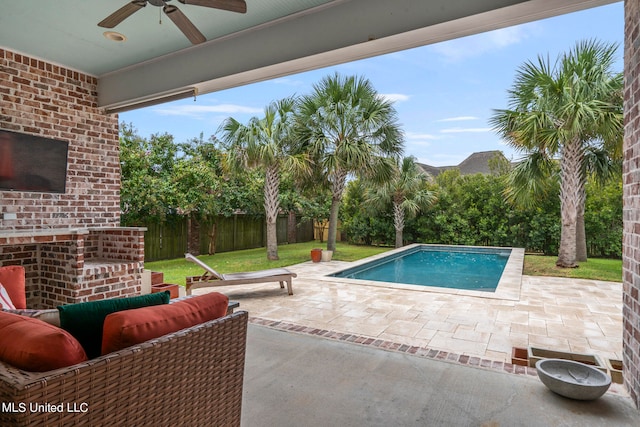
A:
328,244,524,298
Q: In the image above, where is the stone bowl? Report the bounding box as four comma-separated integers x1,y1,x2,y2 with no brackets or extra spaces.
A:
536,359,611,400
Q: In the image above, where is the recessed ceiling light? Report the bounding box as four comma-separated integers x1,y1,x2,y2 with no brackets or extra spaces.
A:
103,31,127,42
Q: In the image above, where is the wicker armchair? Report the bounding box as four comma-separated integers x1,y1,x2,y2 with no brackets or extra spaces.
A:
0,310,248,427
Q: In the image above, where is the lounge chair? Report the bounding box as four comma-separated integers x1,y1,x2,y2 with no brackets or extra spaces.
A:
185,253,296,295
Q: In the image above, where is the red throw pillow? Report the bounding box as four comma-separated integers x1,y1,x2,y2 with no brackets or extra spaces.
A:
101,292,229,355
0,265,26,309
0,311,87,372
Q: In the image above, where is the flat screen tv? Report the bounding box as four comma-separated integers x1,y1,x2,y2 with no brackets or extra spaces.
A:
0,129,68,193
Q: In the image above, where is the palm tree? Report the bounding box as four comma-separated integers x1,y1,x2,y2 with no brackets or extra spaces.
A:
504,147,620,262
491,40,623,268
219,96,309,260
296,73,404,252
366,157,436,248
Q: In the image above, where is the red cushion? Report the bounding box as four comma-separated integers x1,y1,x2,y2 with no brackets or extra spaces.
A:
0,266,26,309
101,292,229,355
0,311,87,372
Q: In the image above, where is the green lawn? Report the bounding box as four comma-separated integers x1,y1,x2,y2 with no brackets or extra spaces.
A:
146,242,623,286
145,241,390,286
523,255,622,282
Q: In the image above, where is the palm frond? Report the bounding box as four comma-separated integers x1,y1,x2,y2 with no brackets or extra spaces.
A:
504,151,557,208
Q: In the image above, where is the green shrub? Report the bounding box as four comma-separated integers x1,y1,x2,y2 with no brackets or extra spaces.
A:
340,169,621,258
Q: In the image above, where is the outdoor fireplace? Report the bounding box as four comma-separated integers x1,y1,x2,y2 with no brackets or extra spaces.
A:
0,227,145,309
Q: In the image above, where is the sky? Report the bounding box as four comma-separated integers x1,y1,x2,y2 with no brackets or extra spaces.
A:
120,2,624,167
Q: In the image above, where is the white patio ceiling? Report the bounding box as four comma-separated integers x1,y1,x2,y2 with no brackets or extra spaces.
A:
0,0,618,112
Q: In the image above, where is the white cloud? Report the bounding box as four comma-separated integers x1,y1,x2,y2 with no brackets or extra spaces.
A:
430,24,537,62
405,131,440,141
437,116,478,122
154,104,262,118
440,127,492,134
488,25,529,48
271,77,306,87
380,93,410,103
407,141,432,150
404,132,440,155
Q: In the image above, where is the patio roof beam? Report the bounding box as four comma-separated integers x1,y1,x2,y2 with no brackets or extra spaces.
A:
97,0,617,110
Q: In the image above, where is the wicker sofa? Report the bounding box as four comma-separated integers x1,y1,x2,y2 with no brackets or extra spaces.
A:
0,310,248,427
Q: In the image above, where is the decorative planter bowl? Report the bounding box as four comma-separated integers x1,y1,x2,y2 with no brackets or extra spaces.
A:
321,250,333,262
536,359,611,400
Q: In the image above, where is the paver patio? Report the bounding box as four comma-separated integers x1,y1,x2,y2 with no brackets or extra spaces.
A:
192,258,623,365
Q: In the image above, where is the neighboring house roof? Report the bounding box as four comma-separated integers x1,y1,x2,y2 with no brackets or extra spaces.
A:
417,150,508,177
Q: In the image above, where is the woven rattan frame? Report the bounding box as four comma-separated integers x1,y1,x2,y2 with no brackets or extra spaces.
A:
0,310,248,426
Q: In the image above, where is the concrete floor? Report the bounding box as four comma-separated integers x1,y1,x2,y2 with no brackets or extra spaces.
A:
242,325,639,427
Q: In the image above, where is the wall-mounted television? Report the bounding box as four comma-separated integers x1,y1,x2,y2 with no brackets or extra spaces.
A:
0,129,68,193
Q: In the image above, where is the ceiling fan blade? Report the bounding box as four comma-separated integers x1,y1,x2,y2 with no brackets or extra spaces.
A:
178,0,247,14
98,1,147,28
164,5,206,45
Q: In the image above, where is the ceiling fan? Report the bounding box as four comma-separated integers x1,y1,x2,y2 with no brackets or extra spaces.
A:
98,0,247,45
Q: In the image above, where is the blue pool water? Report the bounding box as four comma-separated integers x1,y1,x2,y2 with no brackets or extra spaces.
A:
330,246,511,292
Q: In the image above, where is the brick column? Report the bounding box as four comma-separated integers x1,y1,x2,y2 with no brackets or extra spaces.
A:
623,0,640,409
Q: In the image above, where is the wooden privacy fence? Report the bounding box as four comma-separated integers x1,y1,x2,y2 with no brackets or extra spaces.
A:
142,214,314,261
144,219,188,262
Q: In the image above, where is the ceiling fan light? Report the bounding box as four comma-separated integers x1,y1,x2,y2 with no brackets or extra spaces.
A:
103,31,128,42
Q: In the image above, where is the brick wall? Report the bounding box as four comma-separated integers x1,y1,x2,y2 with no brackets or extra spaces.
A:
623,0,640,409
0,48,120,229
0,48,146,308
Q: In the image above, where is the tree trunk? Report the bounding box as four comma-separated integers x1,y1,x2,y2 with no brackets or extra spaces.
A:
393,202,405,248
327,199,340,252
208,222,217,255
327,169,347,252
187,214,200,255
287,210,297,244
576,187,587,262
186,215,193,254
556,138,583,268
264,165,280,260
314,220,325,243
265,218,279,260
576,209,587,262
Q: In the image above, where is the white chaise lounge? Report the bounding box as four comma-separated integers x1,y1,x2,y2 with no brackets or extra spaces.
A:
184,253,296,295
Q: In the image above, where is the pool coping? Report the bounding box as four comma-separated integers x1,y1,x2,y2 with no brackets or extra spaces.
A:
320,243,524,301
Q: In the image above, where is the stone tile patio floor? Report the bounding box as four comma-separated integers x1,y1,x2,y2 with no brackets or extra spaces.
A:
192,259,624,387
